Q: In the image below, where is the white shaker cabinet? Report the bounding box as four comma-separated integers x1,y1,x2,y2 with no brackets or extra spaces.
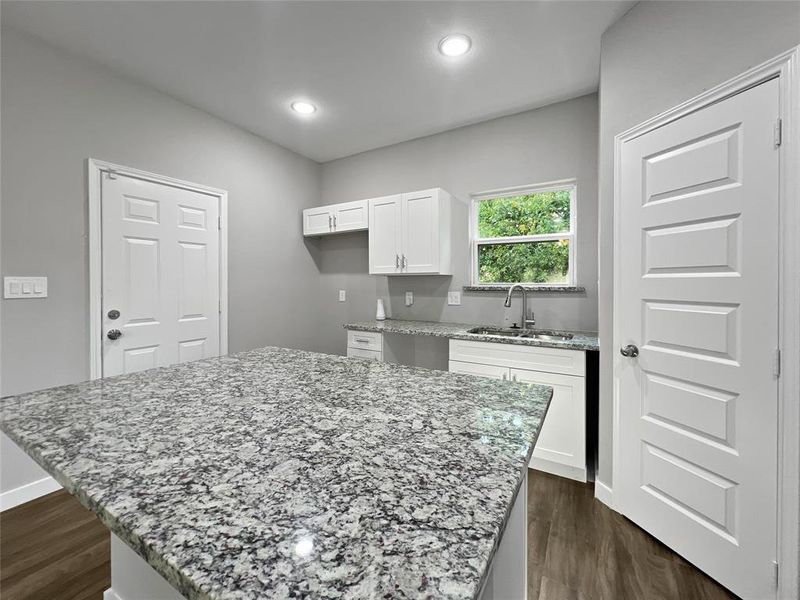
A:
449,339,587,482
303,200,368,236
368,188,456,275
368,195,402,274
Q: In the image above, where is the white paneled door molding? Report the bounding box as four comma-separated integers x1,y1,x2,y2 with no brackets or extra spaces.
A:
88,160,228,378
613,47,799,600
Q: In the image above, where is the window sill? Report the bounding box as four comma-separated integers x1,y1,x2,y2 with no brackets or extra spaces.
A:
463,284,586,294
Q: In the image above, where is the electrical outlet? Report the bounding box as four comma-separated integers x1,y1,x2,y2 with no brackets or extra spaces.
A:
405,291,413,306
447,291,461,306
338,290,346,302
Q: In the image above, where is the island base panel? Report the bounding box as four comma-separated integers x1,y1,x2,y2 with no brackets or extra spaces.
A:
479,469,527,600
105,535,183,600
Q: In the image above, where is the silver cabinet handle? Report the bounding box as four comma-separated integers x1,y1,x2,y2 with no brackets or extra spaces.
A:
354,337,370,344
333,215,337,228
395,254,400,269
620,344,639,358
501,372,507,380
512,373,518,382
328,215,332,230
402,254,407,269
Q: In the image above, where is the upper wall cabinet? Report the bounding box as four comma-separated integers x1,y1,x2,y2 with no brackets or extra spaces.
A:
369,188,456,276
303,199,368,236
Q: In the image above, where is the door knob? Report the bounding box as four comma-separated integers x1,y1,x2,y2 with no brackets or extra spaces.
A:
107,329,122,340
620,344,639,358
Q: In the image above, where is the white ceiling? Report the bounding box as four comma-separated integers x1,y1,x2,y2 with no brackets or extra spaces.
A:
2,1,635,162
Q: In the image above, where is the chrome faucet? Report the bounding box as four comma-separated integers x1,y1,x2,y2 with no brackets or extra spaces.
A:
504,284,536,329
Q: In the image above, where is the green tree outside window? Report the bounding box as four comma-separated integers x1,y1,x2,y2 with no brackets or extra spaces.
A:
476,189,573,284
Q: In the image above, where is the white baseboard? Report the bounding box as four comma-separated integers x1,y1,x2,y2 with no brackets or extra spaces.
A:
529,457,587,482
0,476,61,511
594,478,614,509
104,589,122,600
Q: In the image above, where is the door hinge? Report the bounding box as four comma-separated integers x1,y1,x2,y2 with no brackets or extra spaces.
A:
773,560,779,588
218,216,222,230
774,118,782,147
773,349,781,378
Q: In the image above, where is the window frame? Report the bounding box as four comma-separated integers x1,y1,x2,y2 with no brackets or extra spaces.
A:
470,179,577,287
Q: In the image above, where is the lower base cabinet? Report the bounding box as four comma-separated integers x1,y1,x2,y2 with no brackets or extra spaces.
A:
344,331,587,482
449,339,587,482
346,330,384,360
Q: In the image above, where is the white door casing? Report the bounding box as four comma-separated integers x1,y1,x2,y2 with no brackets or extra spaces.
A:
89,160,228,378
615,78,779,599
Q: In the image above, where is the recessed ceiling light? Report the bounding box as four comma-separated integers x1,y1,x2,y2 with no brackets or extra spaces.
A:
291,101,316,115
438,34,472,57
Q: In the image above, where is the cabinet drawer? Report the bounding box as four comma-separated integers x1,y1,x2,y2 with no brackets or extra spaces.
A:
448,360,509,380
449,339,585,377
347,347,382,361
347,330,383,352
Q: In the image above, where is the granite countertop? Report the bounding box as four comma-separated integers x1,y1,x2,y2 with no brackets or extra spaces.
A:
344,319,600,352
0,347,552,600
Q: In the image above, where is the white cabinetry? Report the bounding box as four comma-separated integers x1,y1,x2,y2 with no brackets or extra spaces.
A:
368,188,455,275
303,200,368,236
346,330,383,360
449,339,587,482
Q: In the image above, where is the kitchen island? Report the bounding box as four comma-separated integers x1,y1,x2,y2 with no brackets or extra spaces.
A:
0,346,552,600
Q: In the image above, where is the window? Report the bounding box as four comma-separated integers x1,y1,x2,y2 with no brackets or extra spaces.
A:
471,180,576,286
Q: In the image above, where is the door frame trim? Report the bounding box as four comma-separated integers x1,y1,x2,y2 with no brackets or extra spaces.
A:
612,46,799,599
87,159,229,379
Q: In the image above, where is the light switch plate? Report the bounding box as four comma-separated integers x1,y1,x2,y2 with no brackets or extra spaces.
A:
4,276,48,299
339,290,346,302
447,291,461,305
405,291,413,306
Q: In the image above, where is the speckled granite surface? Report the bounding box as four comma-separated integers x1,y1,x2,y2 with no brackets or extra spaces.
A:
0,347,552,600
462,285,586,294
344,320,600,352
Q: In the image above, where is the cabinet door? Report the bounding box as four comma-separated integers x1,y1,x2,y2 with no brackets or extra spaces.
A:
369,195,401,274
303,206,333,236
334,200,368,233
449,360,509,380
510,368,586,480
401,191,439,273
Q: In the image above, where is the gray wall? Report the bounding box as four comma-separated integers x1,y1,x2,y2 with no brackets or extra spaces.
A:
596,1,800,485
0,28,322,493
314,94,599,356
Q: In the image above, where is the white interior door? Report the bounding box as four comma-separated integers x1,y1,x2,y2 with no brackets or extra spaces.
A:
101,173,221,376
401,191,438,273
616,78,780,599
368,194,401,274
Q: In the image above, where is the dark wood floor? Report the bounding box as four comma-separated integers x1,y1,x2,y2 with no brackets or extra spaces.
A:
0,473,738,600
0,490,109,600
528,471,739,600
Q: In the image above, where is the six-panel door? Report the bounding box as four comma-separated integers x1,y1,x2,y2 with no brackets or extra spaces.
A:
101,173,220,376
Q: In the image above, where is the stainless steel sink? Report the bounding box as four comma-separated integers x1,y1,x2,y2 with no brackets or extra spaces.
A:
467,327,527,337
466,327,574,341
